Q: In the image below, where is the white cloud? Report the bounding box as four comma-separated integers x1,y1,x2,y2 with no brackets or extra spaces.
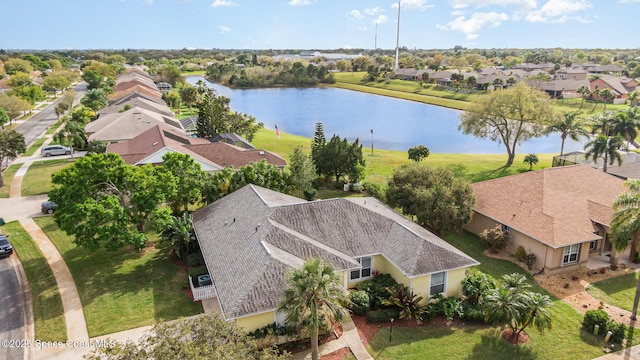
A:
358,26,369,31
525,0,592,23
365,7,384,15
219,26,231,33
210,0,237,7
449,0,537,9
438,11,509,39
375,15,390,24
619,0,640,2
348,10,365,19
451,9,466,16
391,0,433,10
289,0,313,5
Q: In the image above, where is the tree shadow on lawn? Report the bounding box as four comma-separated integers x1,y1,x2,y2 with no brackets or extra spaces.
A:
468,165,527,183
466,329,536,360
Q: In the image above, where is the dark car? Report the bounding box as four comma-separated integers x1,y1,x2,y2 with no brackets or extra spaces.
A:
41,201,57,214
0,234,13,258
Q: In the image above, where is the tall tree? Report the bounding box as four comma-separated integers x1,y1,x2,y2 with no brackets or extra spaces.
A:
49,153,177,250
600,88,614,112
160,212,197,261
386,164,475,234
278,258,349,360
459,82,555,167
80,88,108,111
0,108,9,129
288,146,316,196
576,84,591,110
310,122,327,176
0,129,26,186
545,111,589,155
592,88,602,111
627,90,639,107
54,118,86,157
161,152,205,215
584,134,624,172
610,180,640,319
612,110,640,149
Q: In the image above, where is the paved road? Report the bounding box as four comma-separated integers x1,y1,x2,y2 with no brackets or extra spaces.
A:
0,255,26,360
14,83,87,147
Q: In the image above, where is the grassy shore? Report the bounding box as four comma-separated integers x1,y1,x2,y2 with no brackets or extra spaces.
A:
331,72,629,116
251,127,554,184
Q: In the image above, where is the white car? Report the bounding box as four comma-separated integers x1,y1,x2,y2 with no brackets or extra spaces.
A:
41,145,72,157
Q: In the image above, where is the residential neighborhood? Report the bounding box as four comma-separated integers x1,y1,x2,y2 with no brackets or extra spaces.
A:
2,1,640,359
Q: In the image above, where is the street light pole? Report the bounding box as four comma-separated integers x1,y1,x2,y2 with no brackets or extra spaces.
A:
370,129,374,155
389,317,394,343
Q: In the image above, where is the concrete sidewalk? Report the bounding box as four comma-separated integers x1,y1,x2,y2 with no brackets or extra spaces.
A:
292,318,373,360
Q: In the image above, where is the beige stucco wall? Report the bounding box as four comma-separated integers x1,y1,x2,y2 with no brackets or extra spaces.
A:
235,310,276,332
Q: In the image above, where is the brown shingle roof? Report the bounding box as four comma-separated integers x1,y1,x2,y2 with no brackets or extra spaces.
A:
110,85,162,100
472,165,626,248
185,142,286,168
86,107,184,142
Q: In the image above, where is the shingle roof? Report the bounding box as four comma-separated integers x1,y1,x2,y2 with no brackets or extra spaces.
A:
193,185,479,320
472,165,626,248
97,97,174,118
185,142,286,168
108,91,166,106
110,85,162,100
86,107,184,142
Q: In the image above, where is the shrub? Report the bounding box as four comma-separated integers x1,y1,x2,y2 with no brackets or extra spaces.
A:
187,266,208,278
349,290,370,316
367,308,399,323
461,271,496,306
303,188,317,201
355,273,398,309
582,310,609,334
381,285,428,323
430,294,464,321
514,246,526,262
187,253,205,267
479,225,509,253
461,303,485,322
607,321,627,344
524,252,537,270
362,181,387,201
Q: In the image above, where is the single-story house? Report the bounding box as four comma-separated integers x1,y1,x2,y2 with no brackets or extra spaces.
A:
186,142,286,170
466,165,627,274
192,185,479,331
590,75,638,104
97,96,174,118
85,106,184,143
553,151,640,180
108,91,165,107
109,84,163,101
538,79,589,99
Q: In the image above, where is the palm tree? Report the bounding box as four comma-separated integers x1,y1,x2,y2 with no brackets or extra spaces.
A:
576,84,591,110
612,110,640,149
590,111,616,136
627,90,639,107
610,179,640,319
54,119,86,159
179,83,200,115
592,88,601,111
160,212,196,260
545,111,589,155
278,258,349,360
523,153,539,170
600,88,614,112
584,134,624,172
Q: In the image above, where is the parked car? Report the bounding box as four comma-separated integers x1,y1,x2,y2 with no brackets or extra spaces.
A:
0,234,13,258
41,145,72,157
41,201,57,214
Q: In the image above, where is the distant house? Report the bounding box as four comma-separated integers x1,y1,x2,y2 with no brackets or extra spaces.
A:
97,96,174,118
191,184,479,331
108,91,166,107
186,142,286,170
590,75,638,104
155,82,173,93
393,68,425,81
556,67,588,81
553,151,640,180
538,79,589,99
466,165,627,274
209,133,255,149
109,85,163,101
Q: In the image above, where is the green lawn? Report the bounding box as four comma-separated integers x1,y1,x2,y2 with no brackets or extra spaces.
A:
24,137,47,156
366,231,621,360
0,163,22,198
21,159,73,196
251,127,555,184
586,272,640,312
33,217,203,337
1,221,66,342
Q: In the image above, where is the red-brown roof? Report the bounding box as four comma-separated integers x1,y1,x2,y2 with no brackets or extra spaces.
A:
186,142,287,169
472,165,626,248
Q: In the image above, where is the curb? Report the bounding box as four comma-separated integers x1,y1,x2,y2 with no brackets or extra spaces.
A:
11,253,35,360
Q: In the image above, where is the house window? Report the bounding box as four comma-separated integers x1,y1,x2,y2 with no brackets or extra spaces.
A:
563,244,580,265
350,256,372,281
589,240,597,251
501,224,510,234
430,272,446,297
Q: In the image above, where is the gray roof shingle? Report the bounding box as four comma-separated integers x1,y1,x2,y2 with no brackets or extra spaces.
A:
193,185,479,320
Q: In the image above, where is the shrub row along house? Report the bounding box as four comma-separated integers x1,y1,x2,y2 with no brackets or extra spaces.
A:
94,68,285,169
191,184,479,331
466,165,629,274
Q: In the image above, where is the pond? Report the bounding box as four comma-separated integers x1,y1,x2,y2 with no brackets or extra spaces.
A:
186,76,584,154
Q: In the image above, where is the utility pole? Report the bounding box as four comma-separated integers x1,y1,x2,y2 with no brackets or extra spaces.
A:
395,0,401,70
374,22,378,49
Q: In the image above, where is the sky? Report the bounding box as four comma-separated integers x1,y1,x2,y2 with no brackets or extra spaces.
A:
2,0,639,50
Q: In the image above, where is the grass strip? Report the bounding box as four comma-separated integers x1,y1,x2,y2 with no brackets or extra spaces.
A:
21,159,73,196
24,137,47,157
1,221,66,342
0,163,22,198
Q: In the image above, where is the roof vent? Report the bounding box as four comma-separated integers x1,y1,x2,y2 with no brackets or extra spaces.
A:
152,142,158,146
259,151,265,155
